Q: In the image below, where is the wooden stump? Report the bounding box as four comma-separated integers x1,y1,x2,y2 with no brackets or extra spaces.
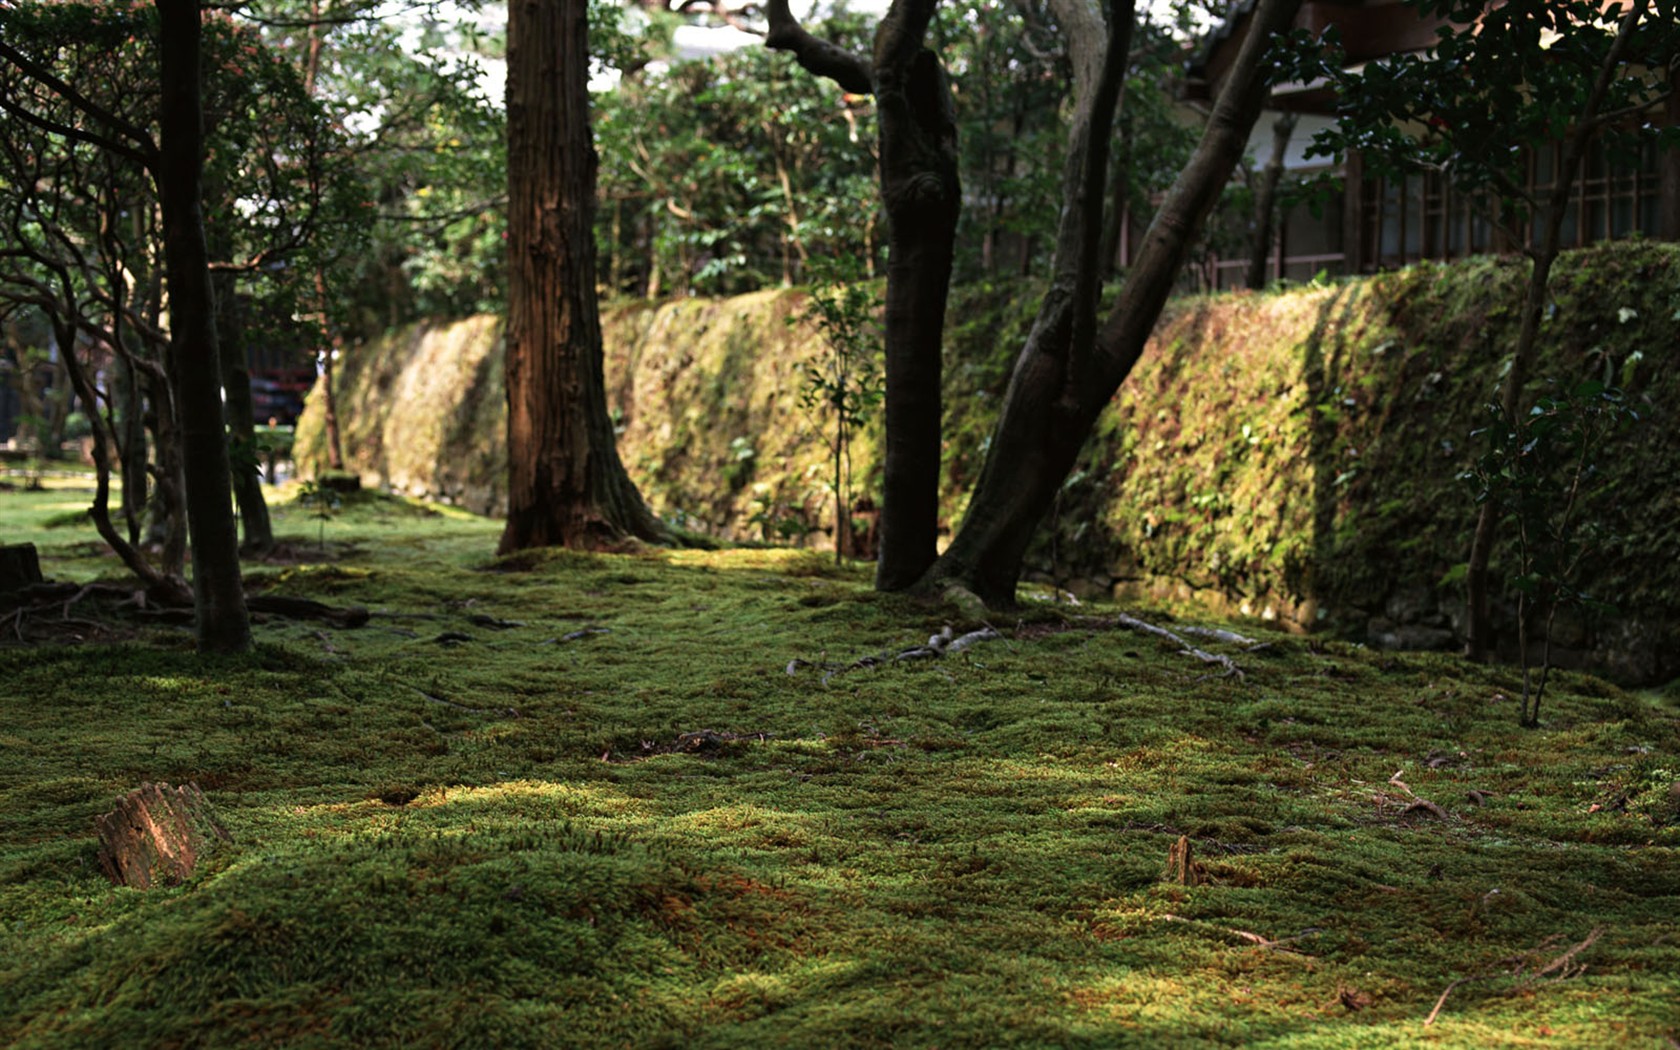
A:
0,543,43,595
1162,835,1207,886
95,782,231,889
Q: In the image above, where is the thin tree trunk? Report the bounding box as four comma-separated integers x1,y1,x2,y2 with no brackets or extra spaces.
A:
766,0,959,591
155,0,251,653
1247,111,1297,290
1464,0,1648,661
874,43,959,589
113,344,148,544
214,271,273,552
499,0,668,553
51,313,189,604
922,0,1301,606
205,189,273,553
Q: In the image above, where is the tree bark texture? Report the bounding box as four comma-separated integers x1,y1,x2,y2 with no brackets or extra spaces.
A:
767,0,959,591
1464,0,1649,662
95,781,230,889
873,19,960,590
499,0,667,554
0,544,43,595
155,0,251,653
922,0,1303,606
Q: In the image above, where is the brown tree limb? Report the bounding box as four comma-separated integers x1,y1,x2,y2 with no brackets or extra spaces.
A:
765,0,872,94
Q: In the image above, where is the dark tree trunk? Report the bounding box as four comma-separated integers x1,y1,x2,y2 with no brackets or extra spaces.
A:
766,0,959,590
155,0,250,653
873,40,960,590
113,346,149,545
301,3,345,474
920,0,1302,606
213,269,273,553
1663,65,1680,240
313,268,346,472
498,0,668,554
52,313,190,605
1246,111,1297,290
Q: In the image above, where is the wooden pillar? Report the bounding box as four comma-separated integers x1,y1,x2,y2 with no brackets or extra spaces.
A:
1662,77,1680,241
1341,150,1366,274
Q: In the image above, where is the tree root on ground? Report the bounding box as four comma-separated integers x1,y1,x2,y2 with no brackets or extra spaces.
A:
782,610,1267,685
0,579,371,645
415,686,520,720
786,625,1002,684
1103,614,1247,679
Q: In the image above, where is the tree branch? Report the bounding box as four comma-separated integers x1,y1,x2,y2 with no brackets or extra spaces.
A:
0,41,158,164
765,0,873,95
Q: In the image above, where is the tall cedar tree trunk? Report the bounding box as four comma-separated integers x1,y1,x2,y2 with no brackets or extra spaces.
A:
155,0,251,653
498,0,668,553
1464,0,1648,662
766,0,959,591
920,0,1302,606
1247,111,1297,290
302,2,345,472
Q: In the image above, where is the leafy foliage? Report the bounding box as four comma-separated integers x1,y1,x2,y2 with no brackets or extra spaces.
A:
793,261,884,562
595,40,879,298
1465,379,1641,725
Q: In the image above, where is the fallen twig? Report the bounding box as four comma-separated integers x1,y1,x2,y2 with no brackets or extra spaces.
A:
1388,769,1450,820
1157,913,1319,956
1423,926,1604,1027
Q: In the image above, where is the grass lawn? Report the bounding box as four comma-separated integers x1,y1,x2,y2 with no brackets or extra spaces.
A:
2,477,1677,1048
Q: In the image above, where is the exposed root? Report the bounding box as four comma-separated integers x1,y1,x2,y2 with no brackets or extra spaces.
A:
1109,614,1245,679
1178,625,1260,647
414,687,520,720
247,594,370,628
786,625,1002,684
3,578,372,645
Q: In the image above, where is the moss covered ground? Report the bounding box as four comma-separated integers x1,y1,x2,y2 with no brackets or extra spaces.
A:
2,478,1678,1048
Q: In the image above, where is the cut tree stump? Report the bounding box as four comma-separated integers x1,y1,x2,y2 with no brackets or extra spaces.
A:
95,782,231,889
0,544,43,595
1162,835,1207,886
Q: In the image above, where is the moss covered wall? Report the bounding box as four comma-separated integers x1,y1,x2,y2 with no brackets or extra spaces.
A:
295,242,1680,681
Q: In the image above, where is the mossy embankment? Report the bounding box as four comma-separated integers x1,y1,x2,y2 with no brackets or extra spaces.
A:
3,482,1680,1047
295,242,1680,680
